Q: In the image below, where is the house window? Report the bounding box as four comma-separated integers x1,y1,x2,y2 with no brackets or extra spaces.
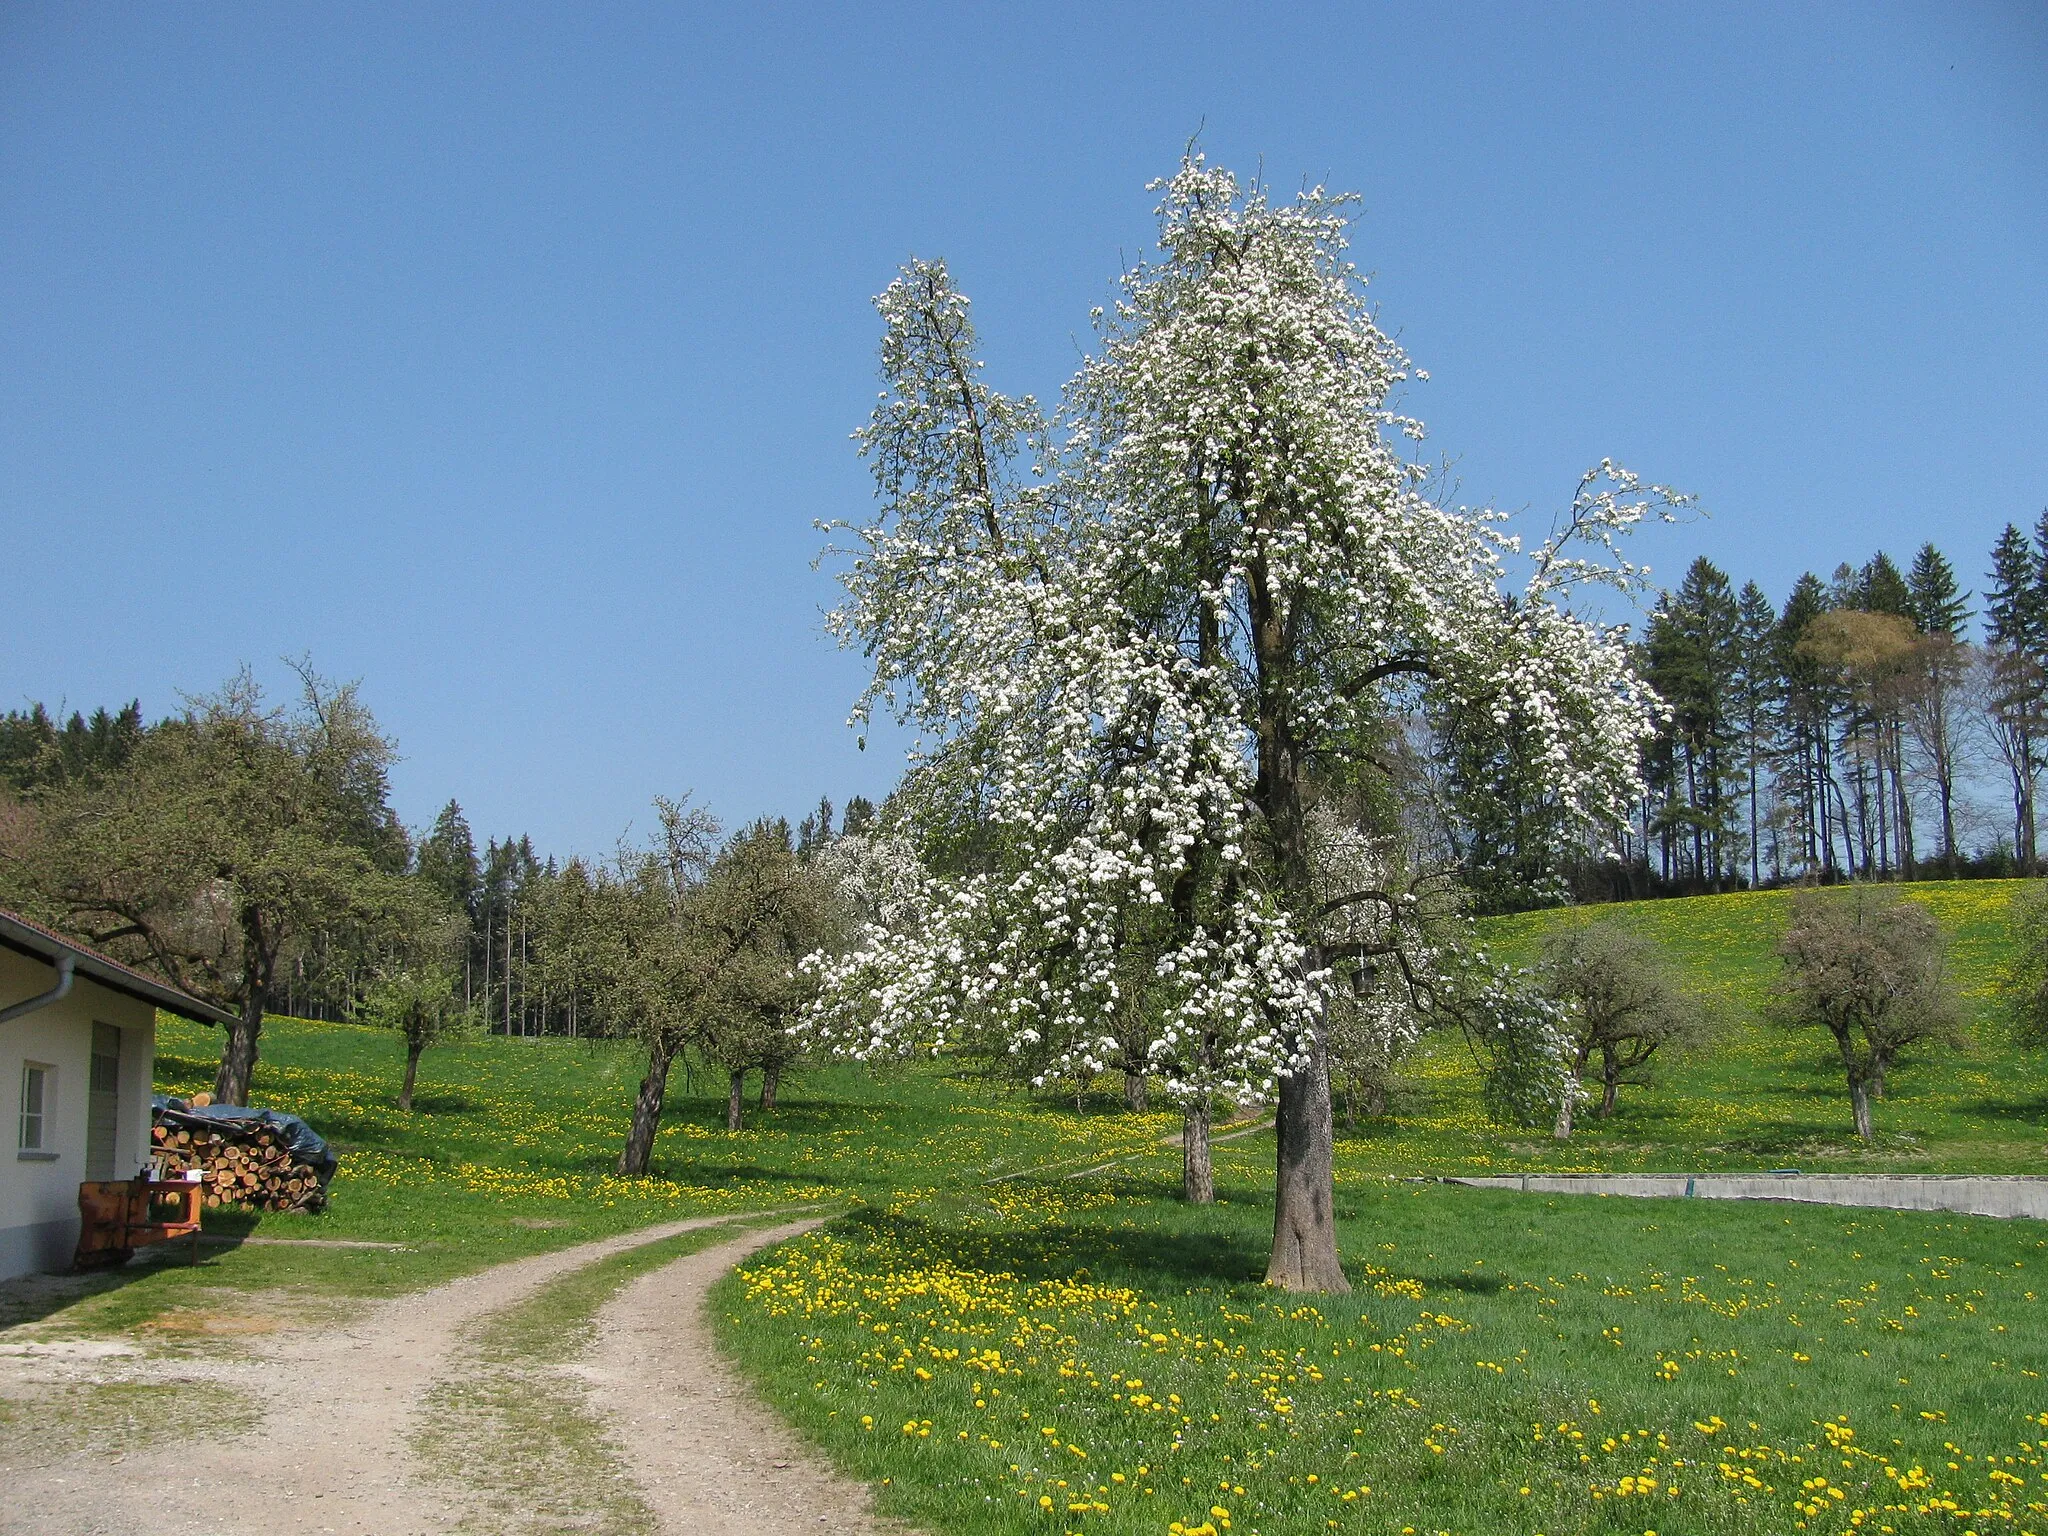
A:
19,1062,54,1155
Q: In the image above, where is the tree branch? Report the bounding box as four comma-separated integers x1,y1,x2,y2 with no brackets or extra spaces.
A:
1338,656,1437,699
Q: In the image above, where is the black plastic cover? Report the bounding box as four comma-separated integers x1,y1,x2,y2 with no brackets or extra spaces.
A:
151,1094,339,1188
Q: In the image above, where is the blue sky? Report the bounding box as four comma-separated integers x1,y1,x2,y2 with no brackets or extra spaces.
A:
3,3,2044,859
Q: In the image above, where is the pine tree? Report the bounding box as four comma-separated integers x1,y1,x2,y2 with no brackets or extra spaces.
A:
1860,552,1912,617
796,796,835,854
1775,573,1838,878
1641,558,1742,887
1733,581,1780,886
1906,544,1971,637
1986,522,2046,870
416,800,481,920
840,795,877,837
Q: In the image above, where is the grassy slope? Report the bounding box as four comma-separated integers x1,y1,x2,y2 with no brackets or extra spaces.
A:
1313,880,2048,1178
720,1177,2048,1536
13,884,2046,1536
715,885,2048,1536
10,1015,1170,1332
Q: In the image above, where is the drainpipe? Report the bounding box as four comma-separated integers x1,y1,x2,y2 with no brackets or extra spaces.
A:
0,954,75,1024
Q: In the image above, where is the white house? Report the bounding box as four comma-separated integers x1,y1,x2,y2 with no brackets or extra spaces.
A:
1,908,233,1280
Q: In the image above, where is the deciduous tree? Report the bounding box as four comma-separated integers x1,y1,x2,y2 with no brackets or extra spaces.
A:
1538,922,1705,1137
0,667,410,1104
814,158,1675,1290
1775,889,1961,1142
361,912,479,1111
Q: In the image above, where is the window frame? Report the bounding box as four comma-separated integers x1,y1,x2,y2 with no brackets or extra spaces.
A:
18,1060,58,1160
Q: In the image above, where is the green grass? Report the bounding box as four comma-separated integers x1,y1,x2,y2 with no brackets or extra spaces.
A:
16,1012,1175,1333
718,1174,2048,1536
13,883,2048,1536
1310,881,2048,1179
712,883,2048,1536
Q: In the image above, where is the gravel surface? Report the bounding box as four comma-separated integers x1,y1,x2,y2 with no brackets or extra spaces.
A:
581,1218,909,1535
1,1210,861,1536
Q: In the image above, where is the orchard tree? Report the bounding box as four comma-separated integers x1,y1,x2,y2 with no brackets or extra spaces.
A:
813,158,1678,1291
1538,921,1705,1138
361,912,478,1111
0,667,410,1104
693,818,839,1131
1775,888,1961,1143
582,797,722,1177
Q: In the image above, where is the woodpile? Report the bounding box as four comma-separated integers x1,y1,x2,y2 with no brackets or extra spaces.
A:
149,1117,329,1213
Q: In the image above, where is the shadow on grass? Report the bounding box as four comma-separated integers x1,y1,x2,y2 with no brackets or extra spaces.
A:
0,1208,266,1330
840,1202,1463,1303
641,1161,840,1188
1958,1095,2048,1123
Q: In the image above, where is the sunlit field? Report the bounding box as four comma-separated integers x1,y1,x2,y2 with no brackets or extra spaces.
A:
1313,882,2048,1178
715,882,2048,1536
720,1177,2048,1536
20,1014,1169,1330
44,881,2043,1536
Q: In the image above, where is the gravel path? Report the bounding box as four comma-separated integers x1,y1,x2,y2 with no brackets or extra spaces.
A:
581,1218,908,1535
1445,1171,2048,1219
0,1210,829,1536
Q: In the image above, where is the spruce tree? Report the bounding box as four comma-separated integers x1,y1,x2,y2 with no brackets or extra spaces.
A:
1906,544,1971,636
1643,559,1742,887
1733,581,1780,886
416,800,481,920
1860,552,1912,617
1775,573,1838,878
1986,522,2046,870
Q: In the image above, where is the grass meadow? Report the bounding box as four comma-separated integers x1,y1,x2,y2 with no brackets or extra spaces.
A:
7,881,2044,1535
713,881,2048,1536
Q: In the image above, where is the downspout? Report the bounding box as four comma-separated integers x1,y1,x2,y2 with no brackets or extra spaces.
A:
0,954,76,1024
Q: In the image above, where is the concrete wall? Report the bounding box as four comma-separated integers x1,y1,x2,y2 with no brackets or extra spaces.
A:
0,948,156,1279
1448,1172,2048,1221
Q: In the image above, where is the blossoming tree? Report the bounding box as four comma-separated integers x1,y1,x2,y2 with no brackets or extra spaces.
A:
813,158,1679,1291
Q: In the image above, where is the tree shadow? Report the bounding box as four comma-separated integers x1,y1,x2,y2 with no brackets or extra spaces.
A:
1423,1271,1506,1295
0,1209,265,1329
1958,1095,2048,1123
402,1093,478,1115
848,1203,1466,1303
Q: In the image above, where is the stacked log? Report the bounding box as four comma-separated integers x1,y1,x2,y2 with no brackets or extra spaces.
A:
149,1119,328,1213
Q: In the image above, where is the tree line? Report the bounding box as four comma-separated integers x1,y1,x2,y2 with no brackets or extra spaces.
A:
0,665,868,1153
1448,517,2048,910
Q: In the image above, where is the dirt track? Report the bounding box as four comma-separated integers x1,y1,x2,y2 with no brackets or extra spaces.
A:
582,1217,903,1534
0,1212,895,1536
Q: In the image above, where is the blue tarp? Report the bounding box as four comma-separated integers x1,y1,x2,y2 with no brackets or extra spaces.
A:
151,1094,338,1191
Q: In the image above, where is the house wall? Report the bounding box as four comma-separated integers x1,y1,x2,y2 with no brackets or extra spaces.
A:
0,948,157,1280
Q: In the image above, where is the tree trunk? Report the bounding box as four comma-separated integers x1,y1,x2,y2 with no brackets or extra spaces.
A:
399,1037,423,1112
727,1070,746,1133
760,1063,780,1110
1598,1045,1620,1118
1247,554,1345,1293
215,994,264,1108
1124,1069,1148,1113
1182,1097,1214,1205
1849,1070,1874,1143
1265,1026,1350,1292
618,1036,677,1176
1552,1073,1578,1140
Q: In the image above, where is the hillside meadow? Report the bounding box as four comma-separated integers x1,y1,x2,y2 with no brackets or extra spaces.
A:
1298,880,2048,1182
5,881,2042,1535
